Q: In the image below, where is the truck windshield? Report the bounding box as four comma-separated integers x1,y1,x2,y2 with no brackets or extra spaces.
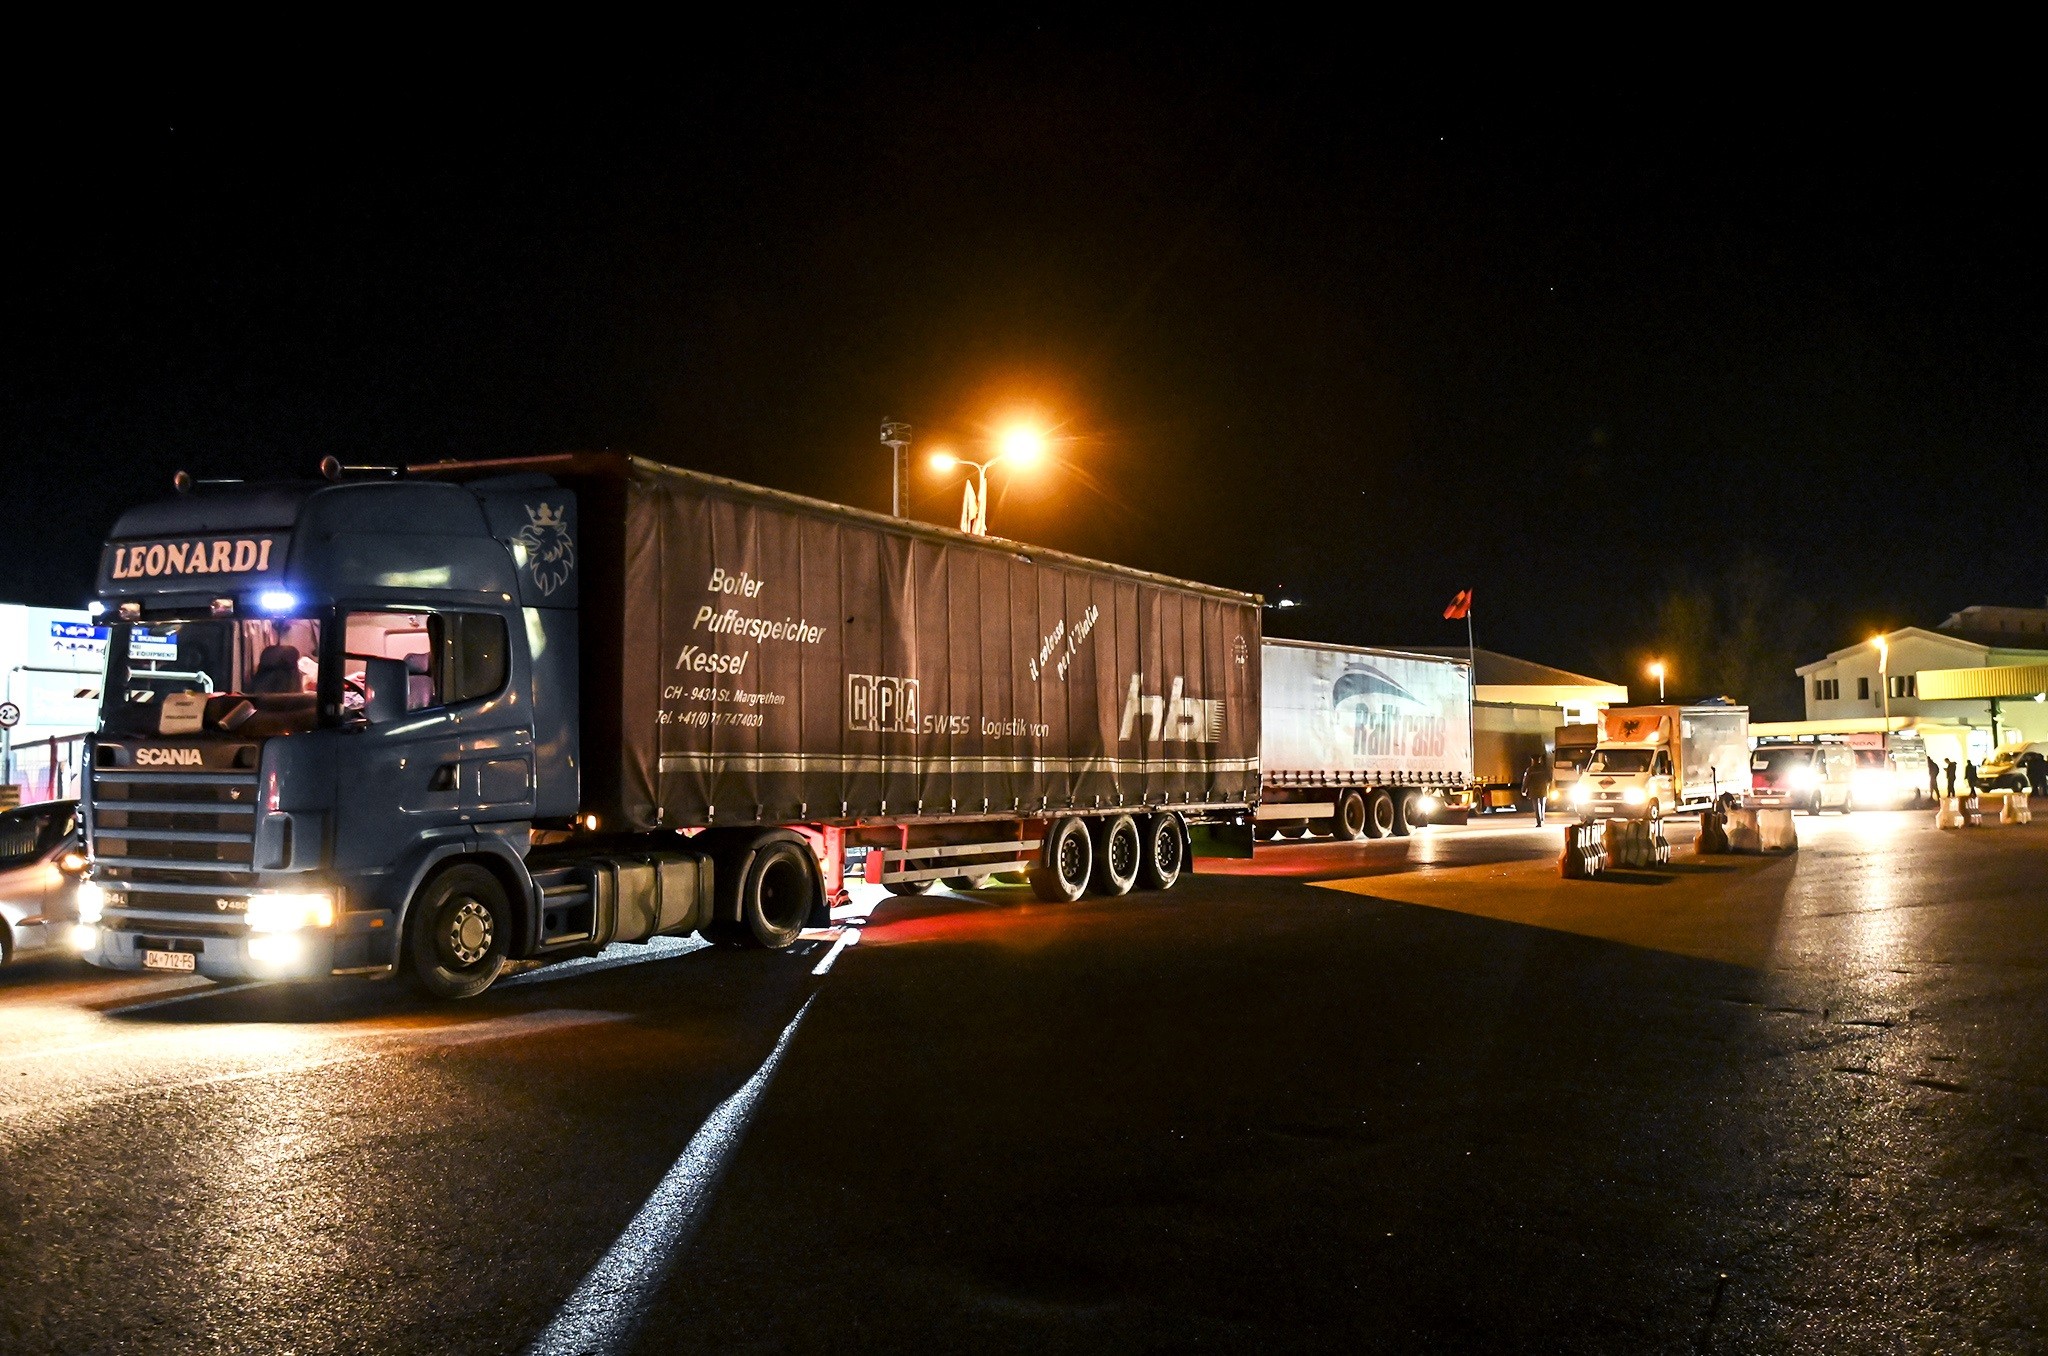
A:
101,617,324,738
1751,748,1813,774
1586,748,1654,774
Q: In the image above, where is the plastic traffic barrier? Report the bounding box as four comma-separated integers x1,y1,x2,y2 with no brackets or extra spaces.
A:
2000,791,2032,825
1935,796,1967,829
1560,821,1608,878
1757,808,1798,852
1724,806,1762,853
1696,808,1731,855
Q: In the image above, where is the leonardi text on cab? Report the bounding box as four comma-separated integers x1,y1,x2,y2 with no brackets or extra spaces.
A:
106,536,280,580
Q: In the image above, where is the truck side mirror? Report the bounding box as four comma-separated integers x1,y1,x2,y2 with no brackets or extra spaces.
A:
361,656,408,724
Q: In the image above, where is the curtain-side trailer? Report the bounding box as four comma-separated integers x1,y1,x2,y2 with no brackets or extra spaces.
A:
1253,640,1472,840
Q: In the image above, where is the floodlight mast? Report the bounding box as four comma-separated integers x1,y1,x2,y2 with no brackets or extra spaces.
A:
880,421,912,518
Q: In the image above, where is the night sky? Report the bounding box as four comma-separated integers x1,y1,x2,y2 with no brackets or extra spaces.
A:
9,41,2041,716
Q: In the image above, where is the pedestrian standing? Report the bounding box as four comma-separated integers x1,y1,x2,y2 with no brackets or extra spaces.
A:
1926,758,1941,804
1965,760,1981,796
1944,759,1959,797
2025,753,2048,798
1522,753,1549,827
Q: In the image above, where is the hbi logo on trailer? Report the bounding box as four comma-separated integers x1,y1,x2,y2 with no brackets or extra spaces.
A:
1119,674,1223,743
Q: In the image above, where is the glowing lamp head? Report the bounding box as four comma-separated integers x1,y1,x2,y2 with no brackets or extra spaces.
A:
997,426,1046,467
928,450,958,472
1647,661,1665,679
255,590,299,615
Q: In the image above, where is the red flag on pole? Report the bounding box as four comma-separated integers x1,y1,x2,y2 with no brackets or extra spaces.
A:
1443,589,1472,620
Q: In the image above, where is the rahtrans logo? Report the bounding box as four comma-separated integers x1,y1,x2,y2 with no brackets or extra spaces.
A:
1332,663,1446,758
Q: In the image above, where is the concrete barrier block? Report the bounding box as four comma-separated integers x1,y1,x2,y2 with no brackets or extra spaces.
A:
1758,808,1798,852
1936,796,1967,829
2000,792,2031,825
1725,806,1762,853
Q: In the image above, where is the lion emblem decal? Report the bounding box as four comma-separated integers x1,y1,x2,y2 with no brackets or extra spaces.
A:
515,502,576,596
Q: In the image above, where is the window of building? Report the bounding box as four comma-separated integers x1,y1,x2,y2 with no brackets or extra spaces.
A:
1889,674,1917,699
1814,677,1841,702
1857,677,1870,700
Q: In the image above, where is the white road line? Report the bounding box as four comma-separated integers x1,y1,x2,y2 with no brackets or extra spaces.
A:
0,1009,625,1125
499,935,711,989
810,927,860,975
99,980,277,1017
524,995,817,1356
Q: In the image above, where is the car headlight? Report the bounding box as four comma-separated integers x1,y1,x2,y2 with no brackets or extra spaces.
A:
76,880,105,925
244,891,335,933
1622,787,1648,805
1788,768,1816,790
1570,783,1591,804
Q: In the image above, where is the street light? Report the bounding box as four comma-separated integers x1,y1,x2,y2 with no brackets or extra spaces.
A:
1874,635,1890,751
880,420,912,518
930,427,1046,536
1648,660,1666,701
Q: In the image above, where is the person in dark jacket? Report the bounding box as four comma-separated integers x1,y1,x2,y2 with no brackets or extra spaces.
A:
1926,758,1942,803
1965,760,1981,796
1522,754,1550,827
2025,752,2048,798
1944,759,1959,797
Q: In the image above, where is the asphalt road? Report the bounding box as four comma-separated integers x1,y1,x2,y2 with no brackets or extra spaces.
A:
2,811,2044,1353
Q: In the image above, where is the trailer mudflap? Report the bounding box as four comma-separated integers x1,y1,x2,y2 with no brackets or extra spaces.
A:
1189,818,1256,858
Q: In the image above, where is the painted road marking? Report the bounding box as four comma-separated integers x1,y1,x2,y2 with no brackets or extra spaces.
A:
810,926,860,975
0,1009,626,1126
524,995,817,1356
500,935,710,989
99,980,276,1017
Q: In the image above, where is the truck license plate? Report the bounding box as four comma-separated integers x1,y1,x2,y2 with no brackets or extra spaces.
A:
142,949,197,973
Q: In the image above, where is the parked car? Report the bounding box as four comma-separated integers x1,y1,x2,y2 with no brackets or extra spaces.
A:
0,800,85,965
1978,743,2046,793
1749,742,1856,814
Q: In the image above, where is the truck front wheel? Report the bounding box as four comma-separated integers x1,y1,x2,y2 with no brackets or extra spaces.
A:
1029,817,1093,902
405,864,511,1000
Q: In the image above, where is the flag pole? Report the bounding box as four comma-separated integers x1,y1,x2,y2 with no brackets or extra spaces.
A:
1465,604,1476,808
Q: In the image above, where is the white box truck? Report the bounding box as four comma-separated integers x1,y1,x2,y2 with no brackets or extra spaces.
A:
1569,702,1750,820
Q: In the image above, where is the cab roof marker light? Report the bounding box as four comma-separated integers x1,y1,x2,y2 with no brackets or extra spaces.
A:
87,600,105,618
118,602,141,620
255,590,299,615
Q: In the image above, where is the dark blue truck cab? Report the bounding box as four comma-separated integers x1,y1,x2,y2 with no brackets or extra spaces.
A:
78,466,621,996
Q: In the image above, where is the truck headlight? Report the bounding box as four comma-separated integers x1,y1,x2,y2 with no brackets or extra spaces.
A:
76,880,105,925
1570,783,1591,805
245,891,335,933
1623,787,1648,805
1788,767,1816,790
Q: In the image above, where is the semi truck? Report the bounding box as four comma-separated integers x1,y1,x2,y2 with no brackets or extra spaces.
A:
76,454,1259,997
1568,702,1750,820
1253,640,1471,840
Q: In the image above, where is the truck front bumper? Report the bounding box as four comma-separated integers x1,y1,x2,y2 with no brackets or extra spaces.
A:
81,923,342,981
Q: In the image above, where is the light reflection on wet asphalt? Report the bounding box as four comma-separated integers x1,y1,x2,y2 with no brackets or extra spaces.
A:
1,811,2042,1354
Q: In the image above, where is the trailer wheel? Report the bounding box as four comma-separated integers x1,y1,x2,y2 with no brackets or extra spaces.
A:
1093,814,1140,896
1278,821,1309,839
1389,791,1414,837
1254,824,1277,842
1331,791,1366,841
883,879,935,897
404,863,511,1000
1029,816,1093,902
1363,790,1395,839
941,874,996,890
1138,813,1185,891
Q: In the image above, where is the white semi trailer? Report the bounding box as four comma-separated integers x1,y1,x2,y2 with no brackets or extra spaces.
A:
1255,640,1473,840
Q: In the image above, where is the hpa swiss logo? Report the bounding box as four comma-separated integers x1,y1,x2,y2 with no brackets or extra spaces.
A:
515,503,576,596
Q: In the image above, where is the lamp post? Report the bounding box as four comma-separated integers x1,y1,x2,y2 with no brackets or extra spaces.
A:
1648,660,1666,702
880,420,912,518
929,426,1047,536
1874,635,1890,752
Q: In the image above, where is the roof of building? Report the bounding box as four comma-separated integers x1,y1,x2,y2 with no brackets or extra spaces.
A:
1399,647,1625,692
1938,604,2048,649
